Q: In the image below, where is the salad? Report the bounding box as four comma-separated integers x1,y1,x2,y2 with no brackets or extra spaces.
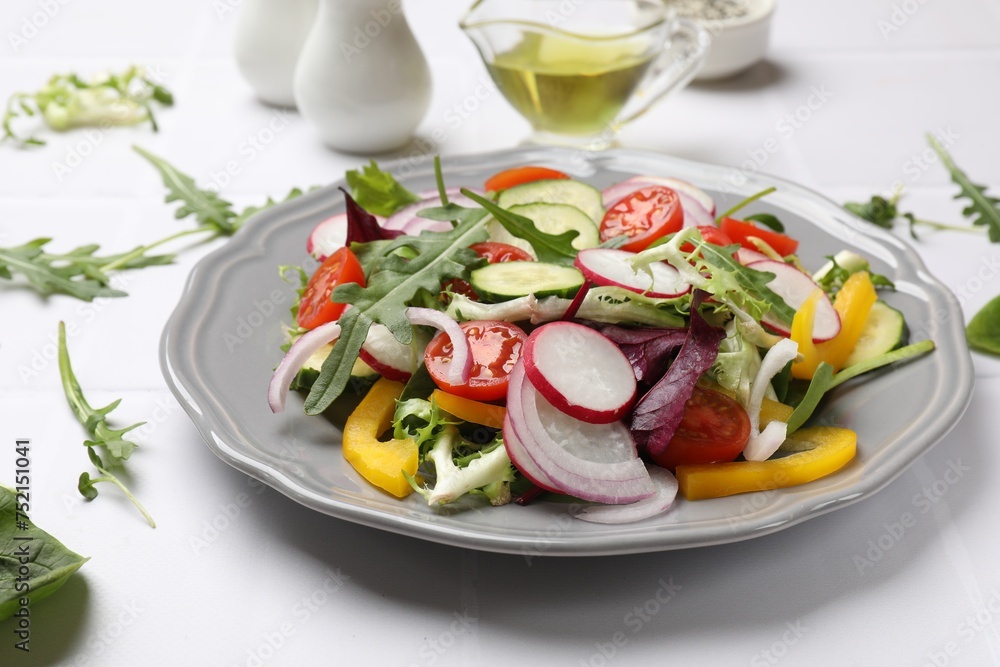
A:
267,161,934,525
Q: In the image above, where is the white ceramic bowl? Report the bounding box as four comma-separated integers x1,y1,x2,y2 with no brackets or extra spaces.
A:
688,0,776,81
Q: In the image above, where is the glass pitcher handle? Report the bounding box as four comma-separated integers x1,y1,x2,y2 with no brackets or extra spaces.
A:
617,17,711,126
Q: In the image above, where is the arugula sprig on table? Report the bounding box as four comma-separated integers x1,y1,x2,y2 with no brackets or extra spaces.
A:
57,322,155,528
3,66,173,146
845,134,997,240
0,148,307,301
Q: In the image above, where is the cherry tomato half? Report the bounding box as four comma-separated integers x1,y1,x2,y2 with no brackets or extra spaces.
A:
648,386,751,472
296,247,366,330
484,166,570,193
469,242,535,263
600,186,684,252
680,225,734,254
424,320,527,402
720,216,800,257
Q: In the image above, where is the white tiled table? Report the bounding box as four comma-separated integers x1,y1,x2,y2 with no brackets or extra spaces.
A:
2,1,1000,665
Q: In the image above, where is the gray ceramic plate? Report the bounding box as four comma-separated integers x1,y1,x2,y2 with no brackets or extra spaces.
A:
160,147,973,556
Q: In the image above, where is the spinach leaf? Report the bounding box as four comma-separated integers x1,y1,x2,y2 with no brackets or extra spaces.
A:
967,295,1000,356
0,485,88,621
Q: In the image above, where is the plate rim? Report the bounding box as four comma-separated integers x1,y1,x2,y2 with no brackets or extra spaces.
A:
159,146,974,556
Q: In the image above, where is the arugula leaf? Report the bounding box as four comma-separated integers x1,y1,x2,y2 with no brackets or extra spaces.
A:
58,322,142,462
346,160,421,217
0,236,179,301
304,219,489,414
134,145,237,234
845,194,898,229
57,322,155,527
460,189,579,266
0,485,89,621
3,65,173,146
696,242,797,325
966,295,1000,356
928,133,1000,242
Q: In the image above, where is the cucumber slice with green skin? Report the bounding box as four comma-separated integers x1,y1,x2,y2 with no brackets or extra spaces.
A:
470,261,585,302
508,203,600,250
497,179,605,223
844,300,907,367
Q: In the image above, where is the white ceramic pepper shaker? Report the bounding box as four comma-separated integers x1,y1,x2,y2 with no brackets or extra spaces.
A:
293,0,431,153
234,0,318,107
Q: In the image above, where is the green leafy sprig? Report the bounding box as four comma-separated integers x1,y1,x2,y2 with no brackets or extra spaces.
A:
846,134,997,240
928,133,1000,242
57,322,155,527
3,66,173,146
0,148,307,301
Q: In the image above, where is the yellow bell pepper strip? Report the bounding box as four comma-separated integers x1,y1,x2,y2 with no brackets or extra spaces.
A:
792,273,877,379
790,289,824,379
759,397,794,428
430,389,506,430
342,378,418,498
675,425,857,500
819,271,877,370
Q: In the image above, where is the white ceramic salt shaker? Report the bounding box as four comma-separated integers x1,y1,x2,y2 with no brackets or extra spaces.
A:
234,0,318,107
293,0,431,153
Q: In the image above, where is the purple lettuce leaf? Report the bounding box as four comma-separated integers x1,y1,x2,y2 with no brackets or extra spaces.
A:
629,291,726,456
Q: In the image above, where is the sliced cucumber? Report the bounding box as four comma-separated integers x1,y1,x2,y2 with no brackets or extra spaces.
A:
497,179,605,223
470,261,584,302
508,203,600,250
844,300,907,367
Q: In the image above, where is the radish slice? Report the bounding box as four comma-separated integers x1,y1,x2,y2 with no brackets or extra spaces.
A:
268,321,341,413
575,466,679,524
601,181,714,228
522,322,637,424
748,259,841,342
401,216,451,236
506,363,655,504
501,414,561,493
404,307,471,385
385,188,483,231
575,248,691,299
307,214,349,261
735,247,770,265
622,176,716,215
358,323,420,382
